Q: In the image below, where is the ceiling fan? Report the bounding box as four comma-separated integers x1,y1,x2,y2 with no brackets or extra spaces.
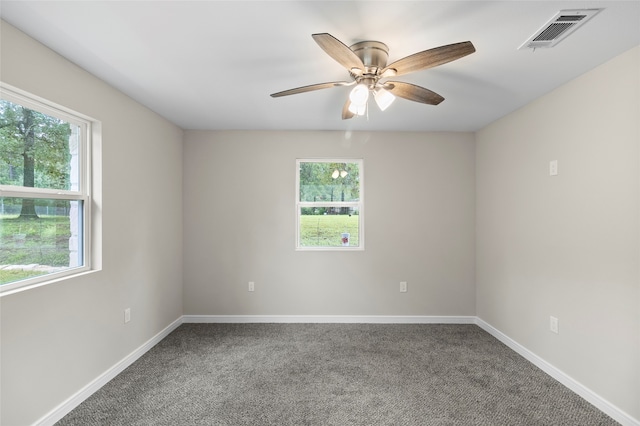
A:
270,33,476,119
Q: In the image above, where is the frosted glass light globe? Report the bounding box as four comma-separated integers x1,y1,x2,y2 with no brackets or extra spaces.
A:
349,84,369,106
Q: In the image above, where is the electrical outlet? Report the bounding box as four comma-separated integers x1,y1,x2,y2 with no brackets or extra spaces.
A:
549,316,559,334
248,281,255,292
124,308,131,324
399,281,408,293
549,160,558,176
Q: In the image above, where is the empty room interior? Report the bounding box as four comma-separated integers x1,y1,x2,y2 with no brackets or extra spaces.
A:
0,1,639,425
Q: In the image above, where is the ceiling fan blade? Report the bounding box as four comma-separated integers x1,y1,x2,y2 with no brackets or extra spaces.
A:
385,81,445,105
270,81,354,97
342,99,355,120
312,33,365,73
381,41,475,77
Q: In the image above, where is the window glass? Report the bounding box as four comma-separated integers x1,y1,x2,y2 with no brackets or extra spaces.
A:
0,88,91,291
0,99,80,192
299,162,360,202
0,198,83,285
297,160,363,250
299,206,360,248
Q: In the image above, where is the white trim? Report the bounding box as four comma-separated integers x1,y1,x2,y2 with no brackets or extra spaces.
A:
35,317,183,426
475,317,639,426
0,82,100,295
32,315,638,426
182,315,477,324
0,268,95,297
0,83,93,126
0,186,85,199
295,158,364,250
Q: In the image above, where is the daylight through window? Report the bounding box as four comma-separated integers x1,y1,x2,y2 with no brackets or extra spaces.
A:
0,85,93,292
296,159,363,250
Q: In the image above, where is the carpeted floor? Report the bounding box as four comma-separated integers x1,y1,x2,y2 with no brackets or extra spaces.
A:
56,323,617,425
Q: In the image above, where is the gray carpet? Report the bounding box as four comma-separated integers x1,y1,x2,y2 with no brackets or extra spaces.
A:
57,324,617,425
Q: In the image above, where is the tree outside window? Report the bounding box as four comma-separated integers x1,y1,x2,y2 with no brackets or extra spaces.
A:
0,93,86,288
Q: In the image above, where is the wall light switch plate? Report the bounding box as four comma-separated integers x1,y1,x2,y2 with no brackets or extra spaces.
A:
248,281,255,292
400,281,408,293
124,308,131,324
549,160,558,176
550,316,559,334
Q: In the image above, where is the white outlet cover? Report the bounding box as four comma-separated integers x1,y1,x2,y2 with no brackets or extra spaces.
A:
549,160,558,176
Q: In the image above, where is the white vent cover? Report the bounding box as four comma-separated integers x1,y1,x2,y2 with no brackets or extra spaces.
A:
518,9,602,50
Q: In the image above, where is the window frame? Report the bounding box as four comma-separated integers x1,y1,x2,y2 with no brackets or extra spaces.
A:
0,83,98,295
295,158,364,251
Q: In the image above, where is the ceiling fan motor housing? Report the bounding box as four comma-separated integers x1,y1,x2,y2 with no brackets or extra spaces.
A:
349,41,389,80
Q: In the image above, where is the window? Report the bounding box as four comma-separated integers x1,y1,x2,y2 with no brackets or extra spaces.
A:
0,84,98,293
296,159,363,250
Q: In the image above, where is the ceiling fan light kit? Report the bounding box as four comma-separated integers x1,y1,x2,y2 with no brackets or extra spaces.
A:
349,83,370,106
347,101,367,117
270,33,476,120
374,87,395,111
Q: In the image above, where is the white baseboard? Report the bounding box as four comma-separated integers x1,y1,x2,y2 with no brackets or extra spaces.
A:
182,314,477,324
36,317,184,426
475,318,639,426
34,315,637,426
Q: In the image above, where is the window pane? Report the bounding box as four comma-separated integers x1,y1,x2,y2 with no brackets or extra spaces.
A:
0,99,80,191
299,162,360,202
0,197,83,285
299,207,359,247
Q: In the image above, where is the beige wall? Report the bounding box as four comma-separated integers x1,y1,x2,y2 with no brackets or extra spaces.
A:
183,130,476,316
2,15,637,426
476,45,640,419
0,21,184,425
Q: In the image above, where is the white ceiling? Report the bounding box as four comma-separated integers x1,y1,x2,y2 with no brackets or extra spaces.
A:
1,1,639,132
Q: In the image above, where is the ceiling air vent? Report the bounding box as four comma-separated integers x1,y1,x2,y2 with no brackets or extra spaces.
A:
518,9,602,50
